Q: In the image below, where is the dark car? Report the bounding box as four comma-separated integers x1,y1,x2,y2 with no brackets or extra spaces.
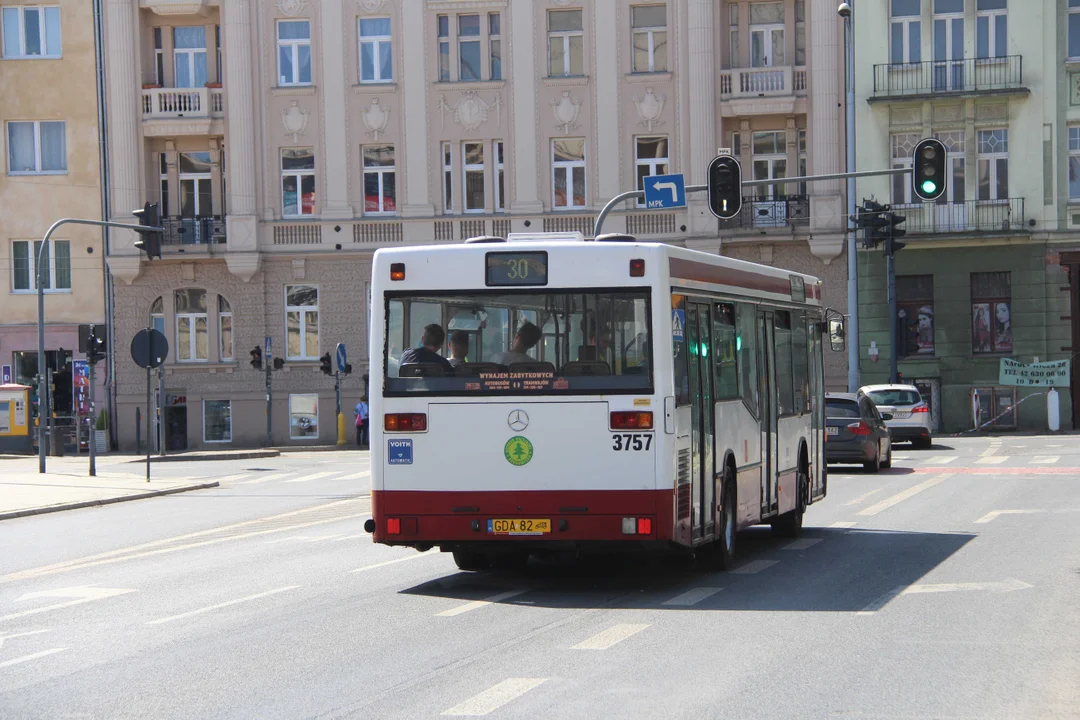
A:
825,392,892,473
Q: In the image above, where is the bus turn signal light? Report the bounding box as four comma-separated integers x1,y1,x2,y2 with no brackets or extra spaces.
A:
386,517,402,535
385,413,427,431
610,411,654,430
390,263,405,281
622,517,653,535
637,517,652,535
629,259,645,277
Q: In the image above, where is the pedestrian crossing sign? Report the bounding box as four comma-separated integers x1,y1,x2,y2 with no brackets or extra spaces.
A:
672,310,685,341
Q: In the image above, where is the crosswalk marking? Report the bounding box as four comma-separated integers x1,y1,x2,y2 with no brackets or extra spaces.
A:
783,538,822,551
236,473,291,485
285,471,339,484
975,456,1008,465
437,589,529,617
205,473,253,484
0,647,67,669
663,587,723,606
926,456,957,465
442,678,547,716
572,623,650,650
974,509,1046,524
732,559,778,575
858,474,953,517
335,471,371,481
844,488,884,507
829,521,857,528
1031,457,1060,465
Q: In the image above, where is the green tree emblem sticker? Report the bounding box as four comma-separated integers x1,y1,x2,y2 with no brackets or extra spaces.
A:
504,436,534,466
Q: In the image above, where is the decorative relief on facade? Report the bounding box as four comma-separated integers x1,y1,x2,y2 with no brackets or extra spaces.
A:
552,91,581,135
633,88,665,131
438,91,502,131
552,0,574,5
889,106,921,126
933,104,963,124
975,103,1008,122
356,0,387,11
277,0,309,16
281,101,310,143
362,97,391,139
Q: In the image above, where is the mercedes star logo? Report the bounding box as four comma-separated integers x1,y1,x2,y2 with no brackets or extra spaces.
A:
508,410,529,432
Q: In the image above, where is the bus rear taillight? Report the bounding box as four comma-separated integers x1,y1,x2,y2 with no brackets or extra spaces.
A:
610,411,653,430
390,263,405,281
629,259,645,277
386,517,402,535
385,413,427,431
622,517,653,535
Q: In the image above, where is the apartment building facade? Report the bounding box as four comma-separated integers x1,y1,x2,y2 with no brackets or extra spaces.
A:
1,1,106,440
854,0,1077,433
101,0,849,450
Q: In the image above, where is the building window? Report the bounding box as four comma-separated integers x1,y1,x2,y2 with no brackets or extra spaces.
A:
548,9,583,77
215,24,222,83
1070,127,1080,201
173,26,207,88
795,0,806,66
751,131,786,199
977,129,1008,201
631,5,667,73
203,400,232,443
277,20,311,86
219,295,233,361
442,141,453,212
897,275,935,357
494,140,506,212
729,4,739,68
159,152,170,217
285,285,319,360
891,133,918,205
750,2,784,68
362,144,396,214
11,239,70,292
153,27,164,84
175,289,208,362
458,14,481,81
890,0,922,65
463,142,485,212
437,14,450,82
359,17,391,83
798,129,808,196
552,138,586,209
1,6,61,58
635,136,669,207
973,386,1016,429
7,120,66,174
179,152,213,227
489,13,502,80
281,148,315,216
1071,0,1080,59
289,394,319,439
976,0,1007,59
971,272,1012,354
150,296,165,336
935,130,966,204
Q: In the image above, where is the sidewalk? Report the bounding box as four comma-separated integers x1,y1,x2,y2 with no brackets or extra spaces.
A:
0,457,218,520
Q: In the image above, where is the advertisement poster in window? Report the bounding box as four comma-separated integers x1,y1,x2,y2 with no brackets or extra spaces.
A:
972,303,992,353
915,305,934,354
72,360,90,418
290,394,319,439
993,302,1012,352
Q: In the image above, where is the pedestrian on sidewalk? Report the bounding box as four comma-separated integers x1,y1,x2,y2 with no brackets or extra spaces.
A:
354,396,369,448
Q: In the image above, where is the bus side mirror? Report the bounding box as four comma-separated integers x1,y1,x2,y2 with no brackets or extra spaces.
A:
828,319,846,352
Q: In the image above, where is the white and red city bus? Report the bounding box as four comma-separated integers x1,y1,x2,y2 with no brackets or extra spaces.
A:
364,233,841,570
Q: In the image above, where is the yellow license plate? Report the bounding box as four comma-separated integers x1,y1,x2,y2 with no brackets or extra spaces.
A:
488,518,551,535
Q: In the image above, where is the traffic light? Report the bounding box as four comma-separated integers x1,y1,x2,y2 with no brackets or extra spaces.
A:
342,363,353,375
707,155,743,219
131,202,163,259
884,210,907,256
80,324,108,365
319,353,333,376
250,346,263,370
852,200,890,249
273,357,285,371
912,138,947,202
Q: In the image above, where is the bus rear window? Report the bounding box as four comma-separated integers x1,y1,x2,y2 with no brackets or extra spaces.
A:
384,290,652,395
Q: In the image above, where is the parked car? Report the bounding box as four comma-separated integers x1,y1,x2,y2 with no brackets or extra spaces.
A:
858,384,933,449
825,392,892,472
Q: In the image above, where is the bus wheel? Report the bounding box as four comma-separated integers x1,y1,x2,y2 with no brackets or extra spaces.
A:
712,465,737,571
452,550,490,571
771,468,807,539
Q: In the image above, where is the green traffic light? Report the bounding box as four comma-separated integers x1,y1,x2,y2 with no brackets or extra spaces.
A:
920,180,938,195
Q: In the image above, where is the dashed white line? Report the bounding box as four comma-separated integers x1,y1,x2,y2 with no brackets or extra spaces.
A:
0,647,68,669
980,440,1003,458
926,456,957,465
146,585,300,625
1031,457,1060,465
285,471,339,484
663,587,723,606
335,471,371,481
349,551,442,573
975,456,1008,465
857,474,954,517
202,473,252,485
236,473,291,485
783,538,822,551
844,488,884,507
829,521,857,529
437,589,529,617
973,509,1047,524
0,629,50,650
572,623,650,650
442,678,547,716
731,559,779,574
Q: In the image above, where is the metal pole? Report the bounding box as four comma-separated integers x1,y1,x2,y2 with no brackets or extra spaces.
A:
88,354,97,477
888,251,899,384
335,371,346,447
145,327,151,482
158,366,166,455
845,5,860,392
265,363,272,448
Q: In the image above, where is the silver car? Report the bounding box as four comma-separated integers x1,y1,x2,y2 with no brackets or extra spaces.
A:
858,384,933,449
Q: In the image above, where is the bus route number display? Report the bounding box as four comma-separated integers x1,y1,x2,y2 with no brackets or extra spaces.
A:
486,252,548,286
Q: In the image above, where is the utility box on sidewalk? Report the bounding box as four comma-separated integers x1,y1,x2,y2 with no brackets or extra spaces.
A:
0,384,32,455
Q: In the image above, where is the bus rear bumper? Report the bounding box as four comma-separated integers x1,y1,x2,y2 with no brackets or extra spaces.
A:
369,489,675,546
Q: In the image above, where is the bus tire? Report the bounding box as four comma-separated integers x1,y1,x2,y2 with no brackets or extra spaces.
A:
771,468,807,539
716,465,737,570
452,550,490,571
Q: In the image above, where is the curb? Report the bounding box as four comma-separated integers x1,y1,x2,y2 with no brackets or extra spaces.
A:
125,451,281,464
0,481,221,521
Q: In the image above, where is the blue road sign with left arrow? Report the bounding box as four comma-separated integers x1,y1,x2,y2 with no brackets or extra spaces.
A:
336,343,347,373
643,173,686,209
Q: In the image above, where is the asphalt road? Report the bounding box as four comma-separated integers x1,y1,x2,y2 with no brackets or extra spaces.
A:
0,437,1077,719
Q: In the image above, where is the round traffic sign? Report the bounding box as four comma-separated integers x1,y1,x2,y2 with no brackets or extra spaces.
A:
130,328,169,369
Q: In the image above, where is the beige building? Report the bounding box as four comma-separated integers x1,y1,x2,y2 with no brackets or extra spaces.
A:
1,1,106,438
101,0,849,450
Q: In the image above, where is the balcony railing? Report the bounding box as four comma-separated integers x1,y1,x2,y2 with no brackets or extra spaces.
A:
162,216,226,246
719,66,807,98
896,198,1026,235
719,195,810,231
871,56,1024,99
142,86,225,120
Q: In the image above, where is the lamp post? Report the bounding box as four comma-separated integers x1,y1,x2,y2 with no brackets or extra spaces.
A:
840,2,859,392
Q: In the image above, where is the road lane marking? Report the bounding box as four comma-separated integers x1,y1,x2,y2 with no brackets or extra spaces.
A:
236,473,291,485
2,587,136,623
335,471,371,481
980,439,1003,457
0,629,50,650
572,623,650,650
202,473,252,484
857,473,954,517
903,578,1032,594
265,534,348,544
285,471,338,484
1031,457,1060,465
0,647,67,669
926,456,957,465
731,559,778,575
332,534,369,541
843,488,884,507
663,587,723,606
891,454,912,461
975,456,1008,465
349,552,442,573
829,521,857,528
437,589,529,617
441,678,547,716
146,585,301,625
974,509,1047,524
782,538,822,551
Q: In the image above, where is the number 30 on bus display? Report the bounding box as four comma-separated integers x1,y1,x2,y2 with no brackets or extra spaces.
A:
612,433,652,451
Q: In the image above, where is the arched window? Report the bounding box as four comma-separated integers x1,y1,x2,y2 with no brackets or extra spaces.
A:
150,296,165,336
219,295,233,361
175,288,208,362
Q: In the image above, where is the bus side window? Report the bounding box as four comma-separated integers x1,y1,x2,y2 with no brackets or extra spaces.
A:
736,303,759,416
673,296,691,405
774,311,795,416
713,303,738,400
792,310,808,414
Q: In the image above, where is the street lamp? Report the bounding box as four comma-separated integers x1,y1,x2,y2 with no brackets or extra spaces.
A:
840,1,859,392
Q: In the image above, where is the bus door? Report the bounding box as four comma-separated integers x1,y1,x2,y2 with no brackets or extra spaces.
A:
686,302,716,540
758,310,779,516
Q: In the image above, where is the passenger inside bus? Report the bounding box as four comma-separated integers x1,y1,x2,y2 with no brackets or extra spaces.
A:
399,324,453,373
448,330,470,368
491,322,542,366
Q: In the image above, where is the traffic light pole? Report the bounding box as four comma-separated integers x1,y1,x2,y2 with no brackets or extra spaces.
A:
88,358,97,477
265,362,273,448
888,251,899,385
35,218,163,474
